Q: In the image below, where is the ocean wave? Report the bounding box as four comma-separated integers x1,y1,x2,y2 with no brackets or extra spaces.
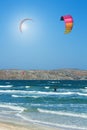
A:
0,90,36,94
0,90,87,97
12,94,40,98
0,104,26,113
37,91,75,95
17,113,87,130
45,86,50,89
25,86,31,88
37,108,87,119
77,92,87,96
12,95,20,98
0,85,12,88
0,90,73,95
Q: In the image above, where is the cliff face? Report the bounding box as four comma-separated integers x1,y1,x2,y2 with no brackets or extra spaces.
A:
0,69,87,80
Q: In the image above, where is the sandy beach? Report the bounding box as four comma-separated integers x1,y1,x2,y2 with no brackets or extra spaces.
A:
0,121,62,130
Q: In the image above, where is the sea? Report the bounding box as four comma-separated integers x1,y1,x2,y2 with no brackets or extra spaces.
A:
0,80,87,130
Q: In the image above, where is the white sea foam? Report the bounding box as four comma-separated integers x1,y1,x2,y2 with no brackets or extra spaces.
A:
77,92,87,96
17,113,87,130
37,91,75,95
0,85,12,88
12,95,20,97
0,90,86,97
12,94,32,98
37,108,87,119
12,94,28,98
0,104,26,113
0,90,35,94
45,86,50,89
0,90,75,95
25,86,31,88
12,94,40,98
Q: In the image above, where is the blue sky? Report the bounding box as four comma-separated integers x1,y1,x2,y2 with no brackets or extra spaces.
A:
0,0,87,70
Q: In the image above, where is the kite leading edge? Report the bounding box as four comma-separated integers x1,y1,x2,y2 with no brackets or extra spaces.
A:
19,18,32,33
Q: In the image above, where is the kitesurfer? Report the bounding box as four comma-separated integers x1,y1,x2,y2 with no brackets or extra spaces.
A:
54,87,57,92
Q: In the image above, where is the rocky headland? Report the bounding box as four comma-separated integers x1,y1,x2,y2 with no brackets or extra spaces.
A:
0,69,87,80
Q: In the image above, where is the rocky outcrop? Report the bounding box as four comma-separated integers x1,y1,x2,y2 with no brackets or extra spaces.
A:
0,69,87,80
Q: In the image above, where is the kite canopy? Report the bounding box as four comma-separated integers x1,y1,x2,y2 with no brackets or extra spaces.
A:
60,15,73,34
19,18,32,32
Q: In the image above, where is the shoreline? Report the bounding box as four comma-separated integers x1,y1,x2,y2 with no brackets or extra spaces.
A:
0,122,62,130
0,117,62,130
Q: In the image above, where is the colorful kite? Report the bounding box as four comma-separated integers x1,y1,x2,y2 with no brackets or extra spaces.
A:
19,18,32,32
60,15,73,34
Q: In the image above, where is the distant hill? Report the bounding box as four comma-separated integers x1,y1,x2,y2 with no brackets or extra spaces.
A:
0,69,87,80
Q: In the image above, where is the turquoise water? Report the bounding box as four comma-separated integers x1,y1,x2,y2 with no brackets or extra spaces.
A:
0,80,87,130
